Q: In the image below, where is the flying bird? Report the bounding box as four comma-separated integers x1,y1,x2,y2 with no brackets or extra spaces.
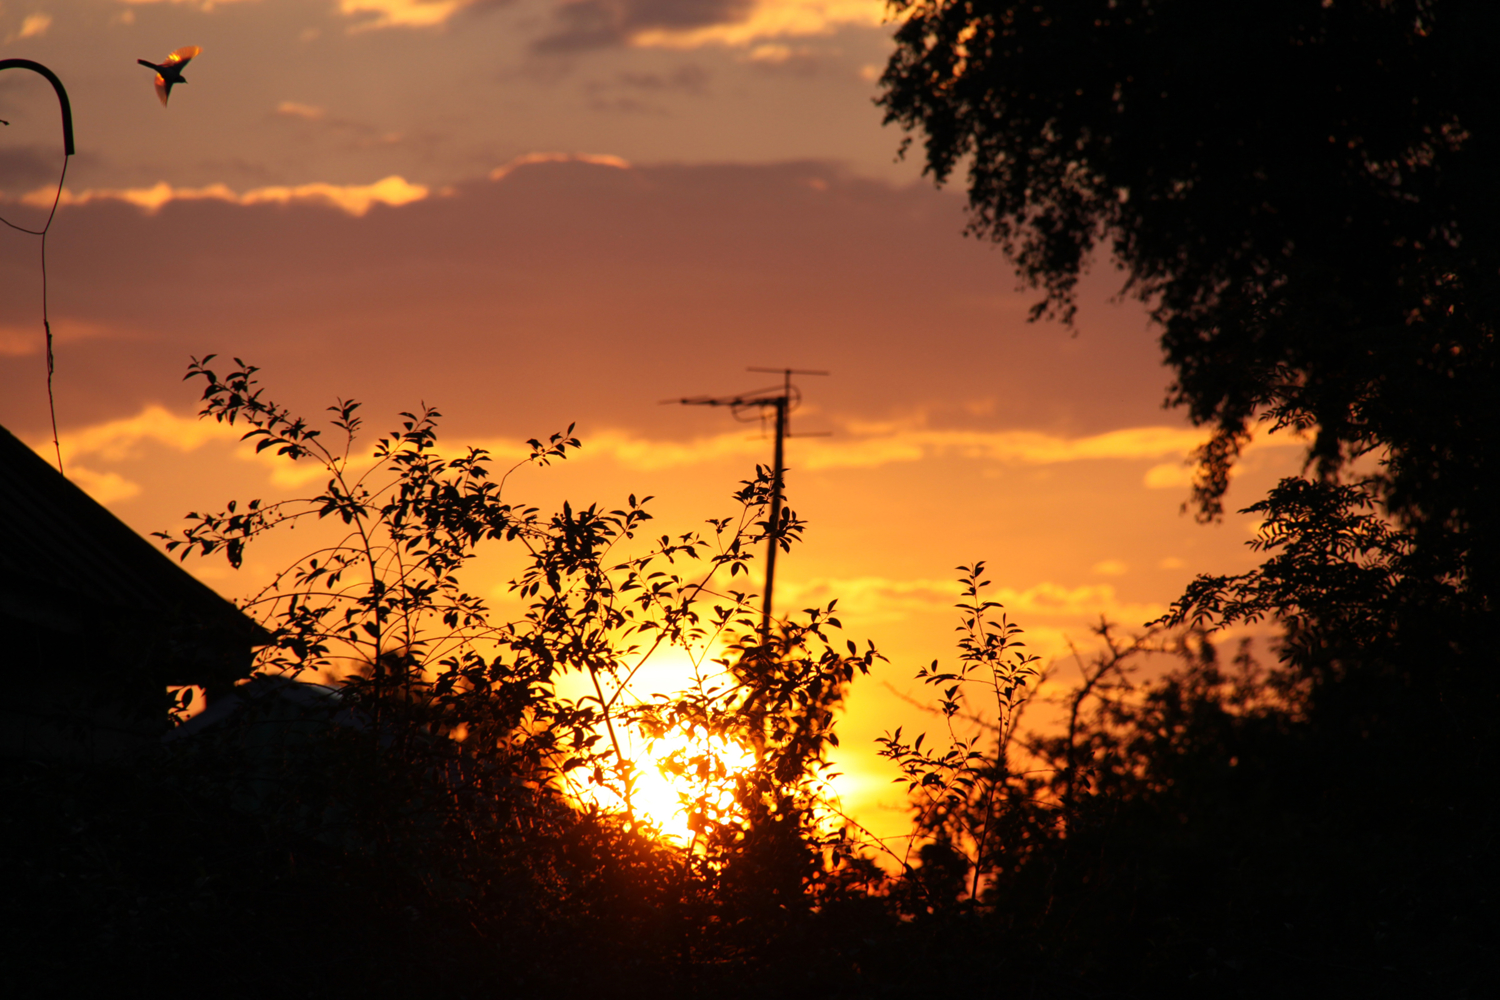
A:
137,46,201,107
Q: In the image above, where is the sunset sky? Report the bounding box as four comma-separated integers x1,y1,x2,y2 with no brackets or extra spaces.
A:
1,1,1303,834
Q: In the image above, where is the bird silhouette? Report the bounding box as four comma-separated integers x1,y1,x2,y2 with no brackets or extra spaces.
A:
137,46,200,107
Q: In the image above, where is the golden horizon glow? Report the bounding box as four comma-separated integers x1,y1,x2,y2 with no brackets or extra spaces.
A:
29,402,1305,511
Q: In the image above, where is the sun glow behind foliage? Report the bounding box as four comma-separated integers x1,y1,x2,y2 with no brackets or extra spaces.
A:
560,715,759,846
551,645,761,845
628,727,758,845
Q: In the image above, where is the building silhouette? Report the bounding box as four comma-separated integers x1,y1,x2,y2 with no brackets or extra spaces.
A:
0,424,267,758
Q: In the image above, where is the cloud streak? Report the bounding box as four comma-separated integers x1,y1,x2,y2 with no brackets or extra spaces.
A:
488,151,632,181
535,0,757,52
777,575,1169,648
0,319,113,359
534,0,884,52
337,0,480,30
632,0,885,48
19,176,430,217
36,404,544,496
574,422,1302,473
42,403,1303,492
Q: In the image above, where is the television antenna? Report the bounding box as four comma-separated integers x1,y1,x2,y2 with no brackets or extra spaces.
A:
668,367,829,642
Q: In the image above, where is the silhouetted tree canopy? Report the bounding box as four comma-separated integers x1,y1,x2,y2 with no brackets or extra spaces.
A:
880,19,1496,991
880,0,1499,599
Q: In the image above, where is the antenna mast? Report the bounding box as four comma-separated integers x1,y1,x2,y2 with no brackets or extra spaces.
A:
670,367,829,643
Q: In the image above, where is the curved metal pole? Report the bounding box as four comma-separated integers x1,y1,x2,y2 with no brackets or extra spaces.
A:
0,58,75,155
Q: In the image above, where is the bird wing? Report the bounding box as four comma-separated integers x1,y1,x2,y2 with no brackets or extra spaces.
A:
155,75,170,107
164,46,200,66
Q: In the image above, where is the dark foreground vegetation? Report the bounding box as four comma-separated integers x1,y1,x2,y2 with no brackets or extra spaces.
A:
3,372,1490,998
5,2,1497,996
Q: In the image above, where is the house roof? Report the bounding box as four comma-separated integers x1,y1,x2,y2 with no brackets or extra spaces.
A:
0,422,270,651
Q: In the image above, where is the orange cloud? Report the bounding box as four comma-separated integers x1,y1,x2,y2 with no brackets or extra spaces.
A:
6,12,51,41
0,319,114,358
0,326,42,359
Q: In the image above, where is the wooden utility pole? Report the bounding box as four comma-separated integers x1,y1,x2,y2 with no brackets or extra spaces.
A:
671,367,828,642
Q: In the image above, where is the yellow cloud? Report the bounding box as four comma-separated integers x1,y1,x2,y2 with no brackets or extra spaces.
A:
573,422,1293,474
1143,461,1194,489
275,101,326,121
778,575,1168,650
115,0,255,7
109,2,450,34
43,405,1309,506
1091,560,1128,577
1141,423,1310,489
50,405,241,465
338,0,471,30
783,575,1162,621
23,176,430,217
46,405,353,491
819,425,1212,468
633,0,886,49
746,43,797,63
66,466,142,505
778,575,960,624
328,0,884,40
43,405,553,495
998,580,1163,622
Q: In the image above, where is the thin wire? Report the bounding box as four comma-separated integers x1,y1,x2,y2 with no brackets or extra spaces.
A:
1,148,69,474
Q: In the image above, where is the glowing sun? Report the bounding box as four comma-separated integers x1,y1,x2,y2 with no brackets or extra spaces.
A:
627,728,757,844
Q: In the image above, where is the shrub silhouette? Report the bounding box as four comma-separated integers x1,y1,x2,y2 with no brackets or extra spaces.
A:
125,358,882,991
